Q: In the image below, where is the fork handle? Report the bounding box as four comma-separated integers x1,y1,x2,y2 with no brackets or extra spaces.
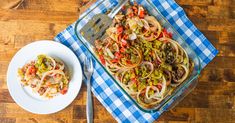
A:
86,77,93,123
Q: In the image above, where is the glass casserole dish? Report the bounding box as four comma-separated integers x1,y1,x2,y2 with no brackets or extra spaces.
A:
74,0,201,113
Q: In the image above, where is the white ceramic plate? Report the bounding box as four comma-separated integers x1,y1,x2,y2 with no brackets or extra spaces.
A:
7,40,83,114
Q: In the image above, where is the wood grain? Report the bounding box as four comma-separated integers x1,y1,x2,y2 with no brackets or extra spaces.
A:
0,0,234,123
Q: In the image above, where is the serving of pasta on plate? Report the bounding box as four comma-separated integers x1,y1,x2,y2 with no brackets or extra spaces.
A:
18,54,70,98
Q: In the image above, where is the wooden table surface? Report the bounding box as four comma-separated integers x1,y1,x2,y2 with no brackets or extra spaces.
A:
0,0,234,123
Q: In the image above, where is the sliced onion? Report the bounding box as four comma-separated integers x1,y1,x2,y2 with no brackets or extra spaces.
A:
145,86,160,100
175,55,184,64
154,50,162,63
29,78,40,87
135,18,143,27
129,33,137,40
58,62,65,70
178,46,184,56
159,37,179,56
139,61,154,79
42,87,59,98
35,55,57,74
152,71,162,80
136,76,167,107
150,86,163,100
137,87,161,107
110,33,118,41
108,62,122,70
141,19,150,30
114,15,124,21
60,82,63,90
46,55,57,70
144,16,162,38
137,88,152,107
160,37,189,68
114,70,125,81
175,44,189,68
149,76,167,99
104,39,111,49
106,62,120,74
113,43,119,52
36,70,68,91
105,48,114,59
55,58,65,70
42,88,51,97
143,33,157,42
172,64,189,84
128,18,138,31
163,70,172,86
150,76,166,97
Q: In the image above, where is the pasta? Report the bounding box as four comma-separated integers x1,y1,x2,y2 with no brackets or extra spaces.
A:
94,2,194,108
18,54,69,98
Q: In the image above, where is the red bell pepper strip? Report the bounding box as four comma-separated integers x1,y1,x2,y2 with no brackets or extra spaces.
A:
117,26,123,34
99,55,106,65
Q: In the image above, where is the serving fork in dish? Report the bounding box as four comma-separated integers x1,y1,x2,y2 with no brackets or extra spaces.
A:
80,0,128,45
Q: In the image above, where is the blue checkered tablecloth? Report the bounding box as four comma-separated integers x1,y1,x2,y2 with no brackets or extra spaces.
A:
55,0,218,122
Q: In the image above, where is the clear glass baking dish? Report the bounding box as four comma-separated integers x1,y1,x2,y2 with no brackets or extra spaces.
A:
74,0,201,113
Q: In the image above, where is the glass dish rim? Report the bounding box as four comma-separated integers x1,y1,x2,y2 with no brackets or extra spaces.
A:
74,0,202,113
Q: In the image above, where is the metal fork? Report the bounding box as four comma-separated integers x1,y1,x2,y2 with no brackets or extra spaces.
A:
83,57,94,123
